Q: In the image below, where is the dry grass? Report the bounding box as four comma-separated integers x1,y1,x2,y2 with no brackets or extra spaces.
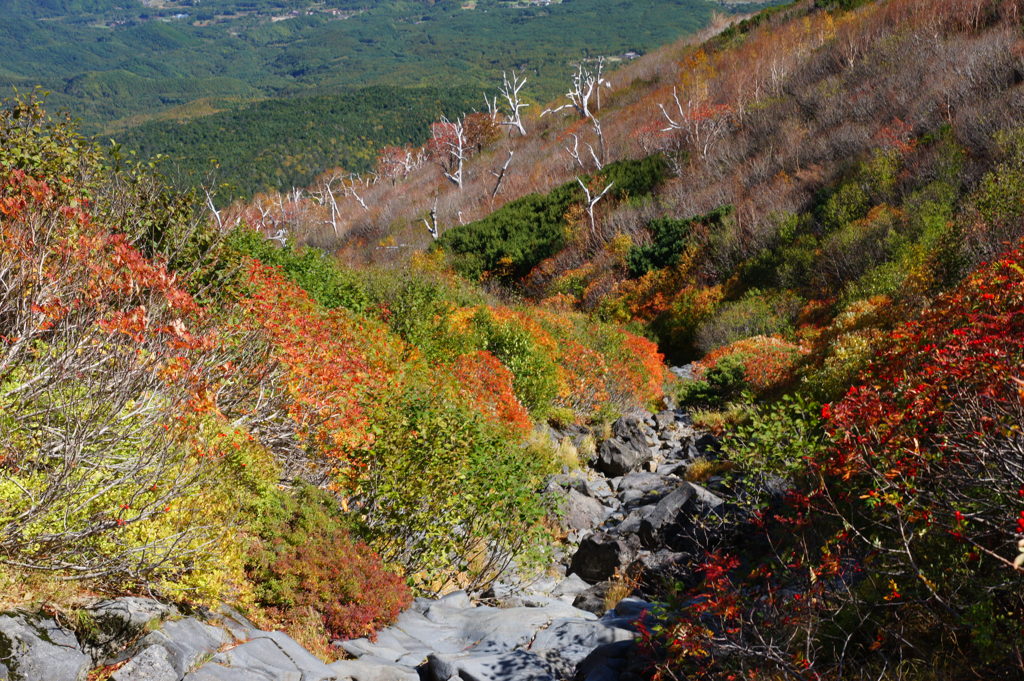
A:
602,566,643,612
684,457,735,483
691,403,747,435
0,567,101,613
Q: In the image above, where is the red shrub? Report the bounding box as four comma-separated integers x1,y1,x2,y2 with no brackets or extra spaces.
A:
262,528,411,641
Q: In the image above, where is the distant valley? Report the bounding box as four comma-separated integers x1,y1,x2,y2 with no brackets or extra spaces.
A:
1,0,782,198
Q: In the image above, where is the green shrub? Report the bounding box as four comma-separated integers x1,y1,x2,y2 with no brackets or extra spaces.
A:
721,392,826,481
367,273,481,361
437,181,580,281
694,289,800,354
601,155,669,199
674,354,748,407
357,387,550,593
628,206,732,278
475,312,559,417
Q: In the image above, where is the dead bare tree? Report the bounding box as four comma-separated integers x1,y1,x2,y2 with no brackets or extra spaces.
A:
576,177,614,236
432,116,468,188
659,86,733,159
565,133,603,171
498,70,530,135
543,58,610,120
490,149,515,198
423,197,441,239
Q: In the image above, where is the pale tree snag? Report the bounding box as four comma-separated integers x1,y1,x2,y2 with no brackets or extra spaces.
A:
565,133,603,172
576,177,614,236
431,116,468,189
543,58,610,121
423,197,441,240
203,188,229,232
659,86,733,159
498,70,529,136
490,149,514,198
484,93,501,124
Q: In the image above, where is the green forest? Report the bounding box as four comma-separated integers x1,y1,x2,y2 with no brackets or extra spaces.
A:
117,87,481,202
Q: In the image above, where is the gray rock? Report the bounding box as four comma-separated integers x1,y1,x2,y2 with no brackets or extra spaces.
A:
653,410,676,430
573,641,634,681
428,650,554,681
561,489,610,531
531,619,634,671
551,574,591,602
693,433,720,455
0,613,91,681
437,591,472,609
638,483,695,549
613,598,653,621
690,482,726,511
389,609,464,655
636,549,687,576
611,507,652,536
211,630,336,681
571,583,610,615
455,603,594,654
595,418,653,477
208,605,259,643
87,598,177,660
616,472,670,495
328,656,419,681
669,365,695,381
140,617,230,677
583,479,613,500
334,638,406,663
111,645,177,681
183,664,277,681
569,533,637,584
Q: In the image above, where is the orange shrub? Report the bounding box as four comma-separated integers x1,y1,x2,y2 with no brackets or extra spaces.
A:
700,335,806,394
240,263,398,480
449,350,532,435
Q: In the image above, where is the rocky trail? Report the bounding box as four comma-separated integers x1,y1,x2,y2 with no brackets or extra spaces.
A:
1,394,744,681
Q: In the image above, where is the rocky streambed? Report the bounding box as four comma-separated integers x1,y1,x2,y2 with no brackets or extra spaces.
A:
2,402,743,681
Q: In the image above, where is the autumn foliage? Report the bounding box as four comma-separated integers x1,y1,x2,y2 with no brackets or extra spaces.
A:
449,351,532,435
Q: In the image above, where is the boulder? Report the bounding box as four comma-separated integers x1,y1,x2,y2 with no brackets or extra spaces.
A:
693,433,720,456
560,489,609,531
531,618,634,673
207,630,337,681
0,613,91,681
653,410,676,430
183,665,277,681
572,640,634,681
595,418,654,477
550,573,591,600
637,483,695,549
569,533,638,584
690,482,726,511
571,583,611,615
111,645,177,681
